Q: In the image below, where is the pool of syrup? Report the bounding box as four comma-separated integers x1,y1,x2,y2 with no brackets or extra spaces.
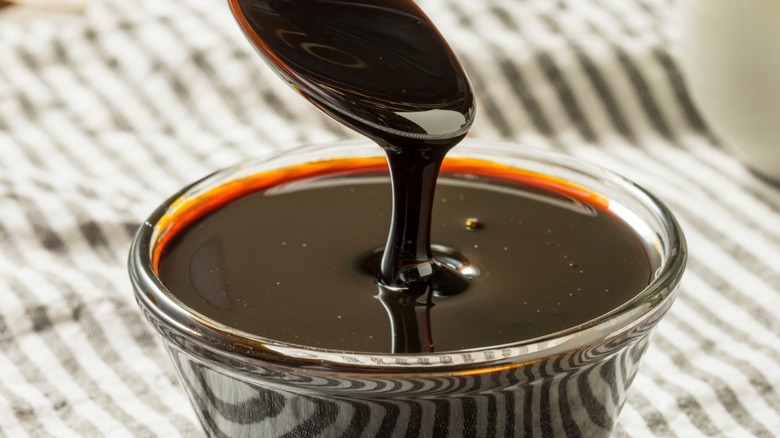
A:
156,157,658,353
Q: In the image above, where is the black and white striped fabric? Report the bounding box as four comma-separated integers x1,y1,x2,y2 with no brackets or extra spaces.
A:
0,0,778,436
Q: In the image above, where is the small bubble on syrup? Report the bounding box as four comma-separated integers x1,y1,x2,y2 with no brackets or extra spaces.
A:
464,217,482,230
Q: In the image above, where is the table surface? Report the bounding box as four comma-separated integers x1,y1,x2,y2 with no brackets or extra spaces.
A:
0,0,778,436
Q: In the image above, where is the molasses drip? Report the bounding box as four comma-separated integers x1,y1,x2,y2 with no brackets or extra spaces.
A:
229,0,475,352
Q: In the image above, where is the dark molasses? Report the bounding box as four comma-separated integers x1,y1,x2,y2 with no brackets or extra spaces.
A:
156,158,658,353
229,0,475,292
155,0,658,354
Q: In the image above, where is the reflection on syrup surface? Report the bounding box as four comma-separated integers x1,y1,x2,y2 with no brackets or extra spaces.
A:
156,158,658,354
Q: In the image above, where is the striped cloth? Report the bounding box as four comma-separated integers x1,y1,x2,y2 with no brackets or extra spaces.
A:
0,0,778,436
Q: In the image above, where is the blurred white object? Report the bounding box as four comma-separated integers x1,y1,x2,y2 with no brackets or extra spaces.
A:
678,0,780,182
2,0,89,13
